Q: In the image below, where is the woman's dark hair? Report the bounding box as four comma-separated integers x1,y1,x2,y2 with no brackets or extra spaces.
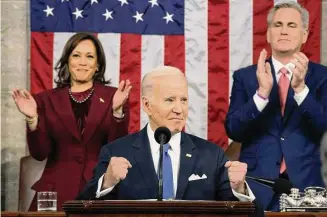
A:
54,32,110,88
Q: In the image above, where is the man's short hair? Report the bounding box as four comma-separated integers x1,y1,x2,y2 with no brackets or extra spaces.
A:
267,1,309,30
141,66,185,98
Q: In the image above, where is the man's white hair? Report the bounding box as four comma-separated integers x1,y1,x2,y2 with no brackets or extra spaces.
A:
141,65,185,97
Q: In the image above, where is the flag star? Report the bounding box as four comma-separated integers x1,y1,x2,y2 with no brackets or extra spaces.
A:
72,8,83,19
103,9,113,21
148,0,159,7
163,12,174,24
43,5,54,17
90,0,98,5
133,11,144,23
118,0,128,6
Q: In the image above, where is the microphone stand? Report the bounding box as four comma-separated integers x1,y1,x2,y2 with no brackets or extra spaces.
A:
157,134,165,201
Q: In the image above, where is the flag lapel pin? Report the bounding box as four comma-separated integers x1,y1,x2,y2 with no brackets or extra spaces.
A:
100,98,105,103
186,153,192,158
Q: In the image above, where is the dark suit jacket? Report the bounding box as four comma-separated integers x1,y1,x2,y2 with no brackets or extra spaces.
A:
77,127,265,217
225,59,327,210
78,126,238,200
27,82,129,210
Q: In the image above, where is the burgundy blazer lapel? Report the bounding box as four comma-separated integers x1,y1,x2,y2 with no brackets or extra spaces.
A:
82,83,114,144
49,87,81,141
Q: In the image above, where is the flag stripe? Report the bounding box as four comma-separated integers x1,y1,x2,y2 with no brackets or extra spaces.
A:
229,0,254,145
98,33,121,88
184,0,208,140
164,36,185,73
208,0,229,149
31,32,54,94
229,0,254,94
299,0,321,62
274,0,296,5
120,34,141,133
140,35,164,129
253,0,273,62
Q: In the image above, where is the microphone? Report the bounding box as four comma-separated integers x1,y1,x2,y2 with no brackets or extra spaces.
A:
154,127,171,201
246,176,293,194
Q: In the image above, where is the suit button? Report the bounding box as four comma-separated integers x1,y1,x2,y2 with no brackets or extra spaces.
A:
76,156,84,164
281,137,285,141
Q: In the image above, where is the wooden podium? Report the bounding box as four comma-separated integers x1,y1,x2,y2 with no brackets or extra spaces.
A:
62,200,255,217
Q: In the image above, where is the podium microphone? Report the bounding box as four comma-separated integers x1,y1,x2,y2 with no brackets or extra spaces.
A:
246,176,293,194
154,127,171,201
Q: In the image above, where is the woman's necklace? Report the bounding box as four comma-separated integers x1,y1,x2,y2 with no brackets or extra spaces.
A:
69,87,94,104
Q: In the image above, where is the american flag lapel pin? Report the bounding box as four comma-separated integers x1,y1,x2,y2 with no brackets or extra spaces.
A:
100,98,105,103
186,153,192,158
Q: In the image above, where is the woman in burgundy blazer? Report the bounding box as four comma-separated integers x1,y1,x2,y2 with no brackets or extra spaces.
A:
12,33,131,210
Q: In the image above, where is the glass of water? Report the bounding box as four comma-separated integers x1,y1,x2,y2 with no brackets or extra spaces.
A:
37,191,57,211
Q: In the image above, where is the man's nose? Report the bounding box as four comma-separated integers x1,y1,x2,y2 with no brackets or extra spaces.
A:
172,101,183,113
280,26,288,35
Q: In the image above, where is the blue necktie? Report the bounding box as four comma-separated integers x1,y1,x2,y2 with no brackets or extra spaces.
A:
163,144,174,199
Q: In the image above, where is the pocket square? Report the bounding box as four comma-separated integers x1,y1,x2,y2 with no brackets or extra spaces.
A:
188,174,207,181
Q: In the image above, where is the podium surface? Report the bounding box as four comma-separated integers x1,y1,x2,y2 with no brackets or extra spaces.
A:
2,200,327,217
3,212,327,217
63,200,254,216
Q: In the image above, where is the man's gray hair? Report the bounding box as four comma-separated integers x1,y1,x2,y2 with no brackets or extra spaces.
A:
267,1,309,29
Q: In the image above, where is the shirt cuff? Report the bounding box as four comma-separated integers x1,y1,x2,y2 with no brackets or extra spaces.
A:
293,85,309,105
232,181,255,202
96,174,115,198
253,92,269,112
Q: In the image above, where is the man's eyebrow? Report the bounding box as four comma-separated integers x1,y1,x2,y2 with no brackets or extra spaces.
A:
287,22,297,25
272,21,282,25
273,21,298,25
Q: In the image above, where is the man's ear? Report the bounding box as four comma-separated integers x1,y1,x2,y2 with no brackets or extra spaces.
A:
266,29,271,44
141,96,152,116
302,28,308,44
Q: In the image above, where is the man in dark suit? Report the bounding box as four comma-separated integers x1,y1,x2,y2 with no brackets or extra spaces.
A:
77,66,259,206
225,1,327,211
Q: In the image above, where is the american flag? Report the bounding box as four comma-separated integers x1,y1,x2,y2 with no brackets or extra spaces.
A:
30,0,325,149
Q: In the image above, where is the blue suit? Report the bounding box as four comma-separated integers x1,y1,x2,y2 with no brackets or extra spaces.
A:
77,126,238,201
77,127,265,216
225,59,327,211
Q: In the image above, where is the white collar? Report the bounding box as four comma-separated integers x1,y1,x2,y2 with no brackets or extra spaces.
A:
272,56,293,77
147,124,181,153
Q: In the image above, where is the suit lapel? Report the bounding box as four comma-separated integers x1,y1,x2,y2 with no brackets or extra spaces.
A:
82,83,112,144
270,60,283,130
283,87,296,125
175,132,197,199
266,58,283,133
49,87,81,141
133,127,159,196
